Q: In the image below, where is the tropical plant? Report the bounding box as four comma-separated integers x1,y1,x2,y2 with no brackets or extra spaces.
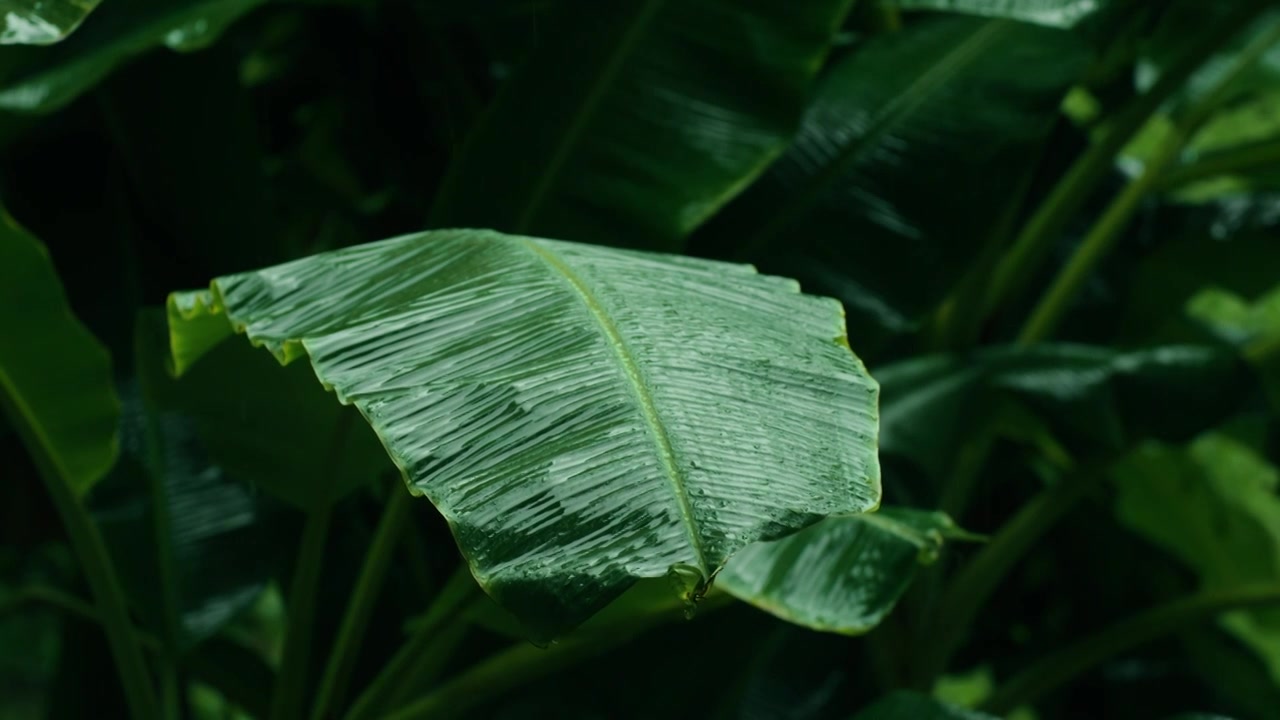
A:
2,0,1280,718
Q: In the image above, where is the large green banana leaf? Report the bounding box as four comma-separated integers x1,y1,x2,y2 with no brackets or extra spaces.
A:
0,207,117,496
718,508,975,634
430,0,855,251
166,229,881,639
1,0,100,44
0,0,265,112
891,0,1106,28
693,15,1088,339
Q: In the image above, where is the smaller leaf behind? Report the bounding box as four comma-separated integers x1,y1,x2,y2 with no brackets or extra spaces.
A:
717,508,977,635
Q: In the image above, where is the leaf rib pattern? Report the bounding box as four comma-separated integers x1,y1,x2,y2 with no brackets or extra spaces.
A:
171,229,880,639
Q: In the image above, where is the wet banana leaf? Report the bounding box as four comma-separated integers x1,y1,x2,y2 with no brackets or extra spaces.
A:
166,228,881,640
0,207,117,496
718,508,975,634
430,0,856,250
1,0,100,44
0,0,265,112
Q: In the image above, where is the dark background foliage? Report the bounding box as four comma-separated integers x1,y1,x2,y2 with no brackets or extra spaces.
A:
3,0,1280,718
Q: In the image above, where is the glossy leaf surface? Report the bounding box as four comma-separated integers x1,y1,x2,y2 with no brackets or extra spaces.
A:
891,0,1105,28
0,0,100,44
0,0,264,112
1113,434,1280,682
0,208,117,496
430,0,855,250
695,15,1088,335
167,229,881,639
718,508,974,634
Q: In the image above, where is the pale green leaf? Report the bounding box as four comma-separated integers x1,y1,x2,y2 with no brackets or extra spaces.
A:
0,207,118,496
719,508,975,634
0,0,100,44
167,229,881,639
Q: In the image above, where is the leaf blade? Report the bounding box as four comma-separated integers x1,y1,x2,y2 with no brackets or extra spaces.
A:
168,229,881,639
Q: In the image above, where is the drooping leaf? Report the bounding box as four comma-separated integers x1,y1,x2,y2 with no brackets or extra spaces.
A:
1113,433,1280,683
890,0,1107,29
166,228,881,640
0,207,117,497
853,691,997,720
0,0,100,44
693,15,1089,338
430,0,856,251
718,508,976,634
0,0,266,113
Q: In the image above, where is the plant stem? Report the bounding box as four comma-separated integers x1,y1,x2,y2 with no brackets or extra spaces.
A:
10,431,163,720
976,2,1265,334
270,504,335,720
310,487,411,720
1017,17,1280,346
384,635,627,720
982,583,1280,714
913,466,1103,686
344,565,480,720
270,412,356,720
384,591,734,720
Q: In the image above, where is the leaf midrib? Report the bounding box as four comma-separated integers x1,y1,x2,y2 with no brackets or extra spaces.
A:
519,238,709,574
513,0,667,232
742,19,1010,255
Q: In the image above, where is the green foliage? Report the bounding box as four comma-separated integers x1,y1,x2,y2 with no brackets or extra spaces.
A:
1,0,1279,718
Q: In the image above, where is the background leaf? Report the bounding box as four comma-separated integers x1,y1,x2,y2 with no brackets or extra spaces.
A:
0,0,101,45
167,228,881,640
718,508,975,634
0,207,117,496
430,0,856,250
693,15,1089,341
1113,433,1280,683
890,0,1107,29
854,691,997,719
0,0,266,112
